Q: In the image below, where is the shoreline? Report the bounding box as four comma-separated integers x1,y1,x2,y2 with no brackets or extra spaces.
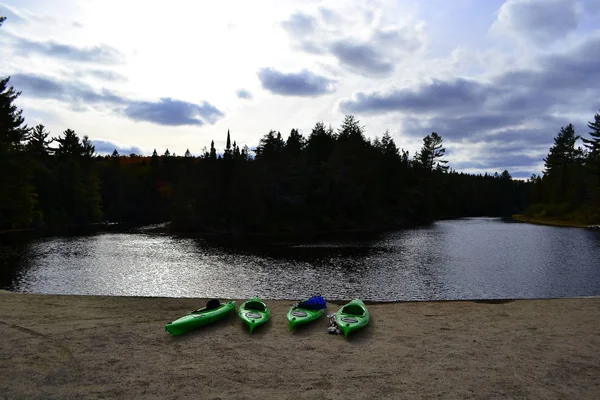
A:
511,214,592,229
1,291,599,399
2,289,599,304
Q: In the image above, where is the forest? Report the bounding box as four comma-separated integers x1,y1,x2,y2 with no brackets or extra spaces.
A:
1,16,599,235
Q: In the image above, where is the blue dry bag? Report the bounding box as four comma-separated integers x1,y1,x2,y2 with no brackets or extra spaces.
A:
298,295,327,310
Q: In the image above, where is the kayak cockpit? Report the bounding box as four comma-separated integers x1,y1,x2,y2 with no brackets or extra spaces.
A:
191,299,222,314
244,301,266,312
340,304,365,316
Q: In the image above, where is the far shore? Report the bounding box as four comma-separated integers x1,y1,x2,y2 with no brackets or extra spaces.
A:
1,290,599,399
511,214,595,229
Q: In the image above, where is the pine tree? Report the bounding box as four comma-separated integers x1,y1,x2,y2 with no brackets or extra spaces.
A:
184,149,192,157
543,124,580,176
151,149,159,167
209,140,217,161
0,72,34,228
286,129,305,154
543,124,583,204
54,129,83,157
112,149,120,158
417,132,448,171
582,110,600,157
582,111,600,214
27,124,53,157
337,114,365,144
232,141,241,159
223,130,232,159
241,145,249,160
380,130,399,157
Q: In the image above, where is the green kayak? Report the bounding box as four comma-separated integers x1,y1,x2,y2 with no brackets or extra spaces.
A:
238,297,270,333
335,298,370,338
165,300,236,336
287,306,325,331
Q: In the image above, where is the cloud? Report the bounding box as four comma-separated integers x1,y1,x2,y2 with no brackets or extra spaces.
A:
281,6,425,77
0,3,55,25
452,153,543,170
492,0,579,44
5,32,124,64
10,73,224,127
9,73,122,105
0,3,26,24
124,98,223,126
330,40,394,77
258,68,335,97
581,0,600,14
236,89,252,100
336,32,600,177
91,140,143,155
340,78,489,115
281,12,316,36
340,33,600,117
86,69,128,82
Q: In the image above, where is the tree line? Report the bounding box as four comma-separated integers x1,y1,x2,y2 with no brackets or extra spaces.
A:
527,114,600,224
1,82,528,233
2,15,597,235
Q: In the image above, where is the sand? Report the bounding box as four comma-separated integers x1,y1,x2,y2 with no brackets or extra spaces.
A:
0,290,599,400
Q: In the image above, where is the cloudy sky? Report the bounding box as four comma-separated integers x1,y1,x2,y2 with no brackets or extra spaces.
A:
1,0,599,177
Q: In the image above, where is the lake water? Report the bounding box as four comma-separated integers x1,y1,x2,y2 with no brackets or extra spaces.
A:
1,218,599,301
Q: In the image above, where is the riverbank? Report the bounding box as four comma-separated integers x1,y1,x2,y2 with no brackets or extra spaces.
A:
1,291,598,399
512,214,592,229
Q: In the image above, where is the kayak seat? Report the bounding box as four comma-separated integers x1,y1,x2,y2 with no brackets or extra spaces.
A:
205,299,221,310
341,304,364,316
244,301,266,312
291,310,308,317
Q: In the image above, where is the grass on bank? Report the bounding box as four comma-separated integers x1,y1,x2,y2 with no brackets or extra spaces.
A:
513,203,600,228
512,214,590,228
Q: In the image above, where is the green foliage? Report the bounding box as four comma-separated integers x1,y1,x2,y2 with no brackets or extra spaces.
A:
416,132,448,172
0,74,34,229
526,113,600,224
7,55,600,234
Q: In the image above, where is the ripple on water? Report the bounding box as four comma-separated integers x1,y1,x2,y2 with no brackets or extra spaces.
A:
2,218,600,300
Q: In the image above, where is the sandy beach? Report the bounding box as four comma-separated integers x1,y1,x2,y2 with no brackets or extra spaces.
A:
0,290,598,399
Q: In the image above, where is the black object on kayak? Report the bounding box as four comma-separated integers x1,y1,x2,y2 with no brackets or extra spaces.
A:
206,299,221,310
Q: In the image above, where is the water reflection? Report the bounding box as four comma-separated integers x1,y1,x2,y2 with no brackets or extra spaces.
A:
1,218,599,301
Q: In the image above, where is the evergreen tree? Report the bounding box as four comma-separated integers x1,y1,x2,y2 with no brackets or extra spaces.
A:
53,129,101,224
337,114,365,144
286,129,305,154
255,130,284,160
417,132,448,172
209,140,217,161
582,110,600,157
27,124,53,157
111,149,120,158
223,130,232,159
543,124,583,204
241,145,249,160
151,149,159,168
184,149,192,158
543,124,580,176
582,111,600,216
54,129,83,157
232,141,241,159
0,74,33,228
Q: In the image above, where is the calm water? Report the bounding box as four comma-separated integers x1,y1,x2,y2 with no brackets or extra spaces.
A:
1,218,599,301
